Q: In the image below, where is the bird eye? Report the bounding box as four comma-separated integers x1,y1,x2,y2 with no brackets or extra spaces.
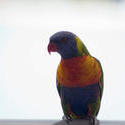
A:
61,37,67,43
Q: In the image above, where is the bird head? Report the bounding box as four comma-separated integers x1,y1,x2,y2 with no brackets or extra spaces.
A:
47,31,89,59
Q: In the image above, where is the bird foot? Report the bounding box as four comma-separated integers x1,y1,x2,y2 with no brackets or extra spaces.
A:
62,115,72,124
88,117,99,125
61,116,99,125
89,117,95,125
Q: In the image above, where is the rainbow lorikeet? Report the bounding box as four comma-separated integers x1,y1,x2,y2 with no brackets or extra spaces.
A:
47,31,103,124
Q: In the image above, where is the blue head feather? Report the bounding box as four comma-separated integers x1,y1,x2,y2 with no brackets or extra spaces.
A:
50,31,79,59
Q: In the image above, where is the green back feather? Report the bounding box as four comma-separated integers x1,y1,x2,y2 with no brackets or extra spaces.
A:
75,36,90,56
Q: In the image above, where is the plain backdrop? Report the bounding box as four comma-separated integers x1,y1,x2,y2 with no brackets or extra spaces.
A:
0,0,125,121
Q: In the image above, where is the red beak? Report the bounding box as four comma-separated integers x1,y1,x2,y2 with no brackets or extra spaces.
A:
47,43,58,54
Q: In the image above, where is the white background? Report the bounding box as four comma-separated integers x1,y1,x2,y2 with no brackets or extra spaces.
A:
0,0,125,120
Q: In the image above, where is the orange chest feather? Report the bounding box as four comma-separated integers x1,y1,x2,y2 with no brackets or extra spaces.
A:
57,55,101,87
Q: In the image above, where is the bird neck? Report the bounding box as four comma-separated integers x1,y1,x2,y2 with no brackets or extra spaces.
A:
61,55,87,68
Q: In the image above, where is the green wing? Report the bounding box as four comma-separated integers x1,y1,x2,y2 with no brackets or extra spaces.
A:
56,79,61,97
56,80,68,116
91,56,104,99
96,58,104,100
89,57,104,117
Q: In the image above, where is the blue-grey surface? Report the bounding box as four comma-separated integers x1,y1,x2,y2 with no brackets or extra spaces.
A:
0,120,125,125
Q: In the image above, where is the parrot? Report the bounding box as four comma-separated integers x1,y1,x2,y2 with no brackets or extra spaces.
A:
47,31,103,125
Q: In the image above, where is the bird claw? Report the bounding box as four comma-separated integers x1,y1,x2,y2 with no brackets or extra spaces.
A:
62,115,72,125
89,117,96,125
62,116,98,125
